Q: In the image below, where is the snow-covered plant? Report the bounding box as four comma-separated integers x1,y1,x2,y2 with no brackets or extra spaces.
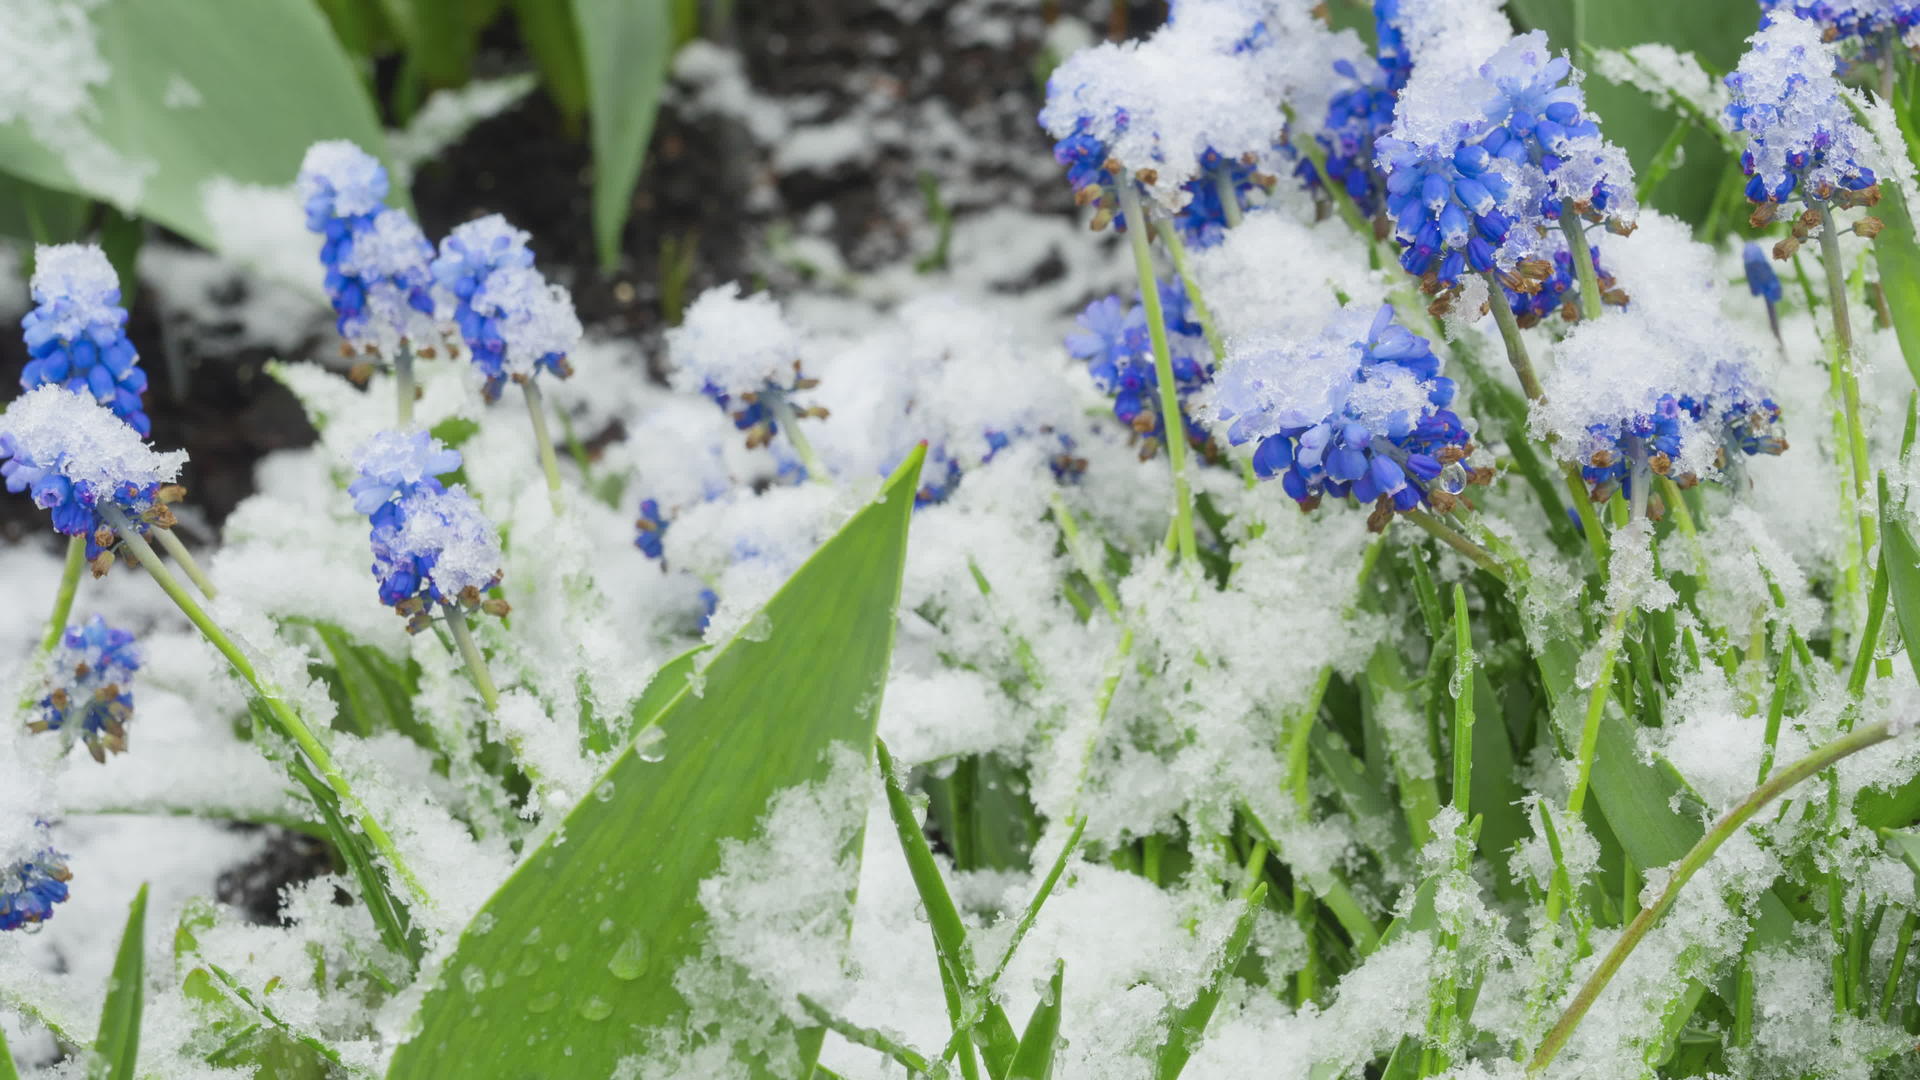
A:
13,3,1920,1080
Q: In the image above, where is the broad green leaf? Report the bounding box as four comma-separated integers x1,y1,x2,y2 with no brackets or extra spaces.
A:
513,0,589,129
573,0,674,268
0,0,390,271
630,643,706,731
88,884,147,1080
386,448,925,1079
1873,185,1920,391
1008,961,1065,1080
0,173,90,247
1880,473,1920,690
1154,883,1268,1080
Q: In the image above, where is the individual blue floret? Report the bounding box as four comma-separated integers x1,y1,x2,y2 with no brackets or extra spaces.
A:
1745,241,1785,340
1207,304,1475,519
19,245,149,437
431,215,581,402
298,141,443,355
0,385,185,566
635,498,669,559
30,615,140,763
0,830,71,932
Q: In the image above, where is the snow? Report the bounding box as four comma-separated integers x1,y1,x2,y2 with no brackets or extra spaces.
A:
0,384,186,494
667,283,805,398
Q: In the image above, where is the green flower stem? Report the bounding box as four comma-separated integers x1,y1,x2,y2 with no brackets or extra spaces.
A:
1403,509,1508,581
1558,205,1604,322
1527,719,1900,1075
1212,165,1245,229
99,504,433,911
1817,202,1878,594
1566,606,1629,818
1118,183,1199,564
519,379,565,506
1154,219,1258,490
767,395,831,485
1483,271,1546,402
1154,219,1227,361
444,607,500,713
155,527,217,599
395,343,416,426
38,535,85,654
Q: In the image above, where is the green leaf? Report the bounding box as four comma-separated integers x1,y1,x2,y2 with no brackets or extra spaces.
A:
0,1012,19,1080
1008,960,1065,1080
1154,882,1267,1080
88,884,148,1080
630,643,707,731
1873,185,1920,391
873,736,1021,1075
0,0,390,269
1879,472,1920,690
305,622,425,743
573,0,674,268
513,0,589,128
386,447,926,1079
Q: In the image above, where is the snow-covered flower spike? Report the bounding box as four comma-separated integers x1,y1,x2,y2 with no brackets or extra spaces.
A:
0,385,187,572
298,141,446,370
1379,134,1515,289
1723,16,1881,213
29,615,140,763
1758,0,1920,45
668,284,830,479
1503,238,1627,328
1203,304,1479,525
1477,32,1635,228
1067,280,1213,462
350,429,504,629
20,245,149,437
432,216,581,402
0,825,71,931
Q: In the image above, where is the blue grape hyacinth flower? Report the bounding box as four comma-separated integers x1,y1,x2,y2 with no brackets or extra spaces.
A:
635,497,669,559
298,141,444,356
1205,304,1475,519
668,284,825,451
1745,241,1785,339
1724,16,1880,208
0,829,72,932
351,430,503,631
0,385,186,566
1068,281,1213,461
431,215,582,402
30,615,140,763
1379,137,1514,287
19,245,149,437
1758,0,1920,42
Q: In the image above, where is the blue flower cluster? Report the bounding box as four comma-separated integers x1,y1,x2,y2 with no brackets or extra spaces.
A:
297,141,440,354
352,430,504,631
432,216,580,402
1724,17,1880,206
1575,384,1788,501
0,835,71,932
1210,306,1474,516
1050,119,1134,234
1171,150,1271,249
19,245,149,437
1319,1,1410,218
0,385,183,564
912,431,1086,508
30,615,140,763
1758,0,1920,41
1067,281,1213,461
1505,245,1623,327
1380,139,1514,286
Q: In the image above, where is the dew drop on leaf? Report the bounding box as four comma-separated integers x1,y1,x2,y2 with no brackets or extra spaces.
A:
607,931,649,980
526,991,560,1014
577,996,614,1021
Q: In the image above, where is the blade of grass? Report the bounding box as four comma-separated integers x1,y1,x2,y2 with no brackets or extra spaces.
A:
1154,882,1269,1080
875,737,1021,1075
1007,960,1065,1080
88,884,148,1080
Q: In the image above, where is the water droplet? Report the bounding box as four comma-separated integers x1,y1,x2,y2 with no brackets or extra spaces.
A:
594,781,616,802
461,966,487,995
598,918,616,936
1439,460,1469,495
578,996,614,1021
634,727,667,763
527,991,560,1014
555,943,572,963
522,927,543,947
515,954,541,977
607,932,649,981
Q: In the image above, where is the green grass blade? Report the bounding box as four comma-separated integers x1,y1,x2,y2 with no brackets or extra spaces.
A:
386,448,925,1079
1154,883,1268,1080
1451,584,1474,826
1007,960,1065,1080
511,0,588,126
88,884,148,1080
0,1012,19,1080
573,0,674,268
874,737,1021,1075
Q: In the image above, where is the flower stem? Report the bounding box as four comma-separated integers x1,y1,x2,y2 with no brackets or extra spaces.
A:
1403,509,1508,581
37,535,85,654
1154,219,1226,361
767,394,831,484
1817,202,1877,594
1212,164,1245,229
1483,270,1545,402
1117,184,1199,565
444,606,499,713
1528,719,1900,1074
99,504,434,911
519,378,565,507
155,527,217,599
1567,606,1629,818
395,343,416,427
1558,204,1604,322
